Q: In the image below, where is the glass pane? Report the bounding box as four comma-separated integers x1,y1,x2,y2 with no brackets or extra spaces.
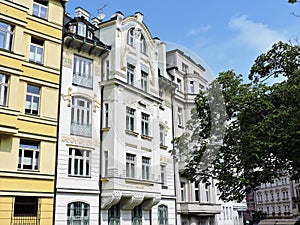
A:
30,45,35,61
79,159,83,175
74,159,78,175
36,47,43,63
40,7,47,19
32,4,39,16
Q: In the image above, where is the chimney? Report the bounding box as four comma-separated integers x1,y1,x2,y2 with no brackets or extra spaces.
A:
92,17,100,26
134,12,144,23
75,7,89,21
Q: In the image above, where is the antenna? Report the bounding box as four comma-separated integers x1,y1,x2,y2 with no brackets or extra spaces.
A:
97,3,107,21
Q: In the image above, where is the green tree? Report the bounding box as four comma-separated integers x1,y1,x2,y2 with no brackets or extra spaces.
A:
173,42,300,201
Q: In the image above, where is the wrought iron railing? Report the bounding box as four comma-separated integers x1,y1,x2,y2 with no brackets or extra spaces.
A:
12,214,39,225
70,123,92,137
73,73,93,88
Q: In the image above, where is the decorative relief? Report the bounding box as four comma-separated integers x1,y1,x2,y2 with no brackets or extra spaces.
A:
93,93,100,113
101,191,122,209
143,194,161,210
61,87,72,107
122,192,144,210
63,52,73,68
160,155,173,163
61,135,100,147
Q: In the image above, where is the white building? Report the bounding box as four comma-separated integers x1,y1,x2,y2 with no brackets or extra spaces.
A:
166,49,222,225
98,11,177,225
55,7,110,225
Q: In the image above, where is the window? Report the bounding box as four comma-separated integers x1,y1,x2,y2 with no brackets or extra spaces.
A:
104,151,108,177
25,84,40,115
140,35,147,54
132,205,142,225
141,113,150,136
141,71,148,92
177,107,183,126
18,141,39,171
0,74,9,106
105,60,110,80
158,205,168,225
127,28,134,46
30,38,43,64
67,202,89,225
195,182,200,201
68,148,90,177
190,81,195,94
182,63,188,73
104,103,109,127
108,204,120,225
177,78,182,92
0,22,13,51
73,55,93,88
159,124,165,146
77,22,86,37
127,64,135,85
142,156,150,180
13,196,39,225
32,0,48,19
71,97,92,137
126,107,135,131
205,183,210,202
180,182,186,201
199,83,205,93
161,165,166,186
126,153,136,178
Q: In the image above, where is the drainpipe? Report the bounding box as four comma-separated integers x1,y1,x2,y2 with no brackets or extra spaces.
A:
99,84,104,225
53,2,66,225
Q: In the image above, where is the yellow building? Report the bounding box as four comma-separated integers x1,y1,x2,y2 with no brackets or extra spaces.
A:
0,0,66,224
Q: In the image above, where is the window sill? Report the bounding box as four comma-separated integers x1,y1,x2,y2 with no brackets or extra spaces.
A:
160,144,168,150
141,135,153,140
125,130,139,137
162,185,168,189
68,175,91,178
101,127,110,132
18,169,39,172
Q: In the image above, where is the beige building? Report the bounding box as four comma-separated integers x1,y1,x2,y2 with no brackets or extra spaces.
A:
0,0,66,225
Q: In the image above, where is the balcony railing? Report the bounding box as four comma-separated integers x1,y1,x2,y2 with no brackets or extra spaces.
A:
73,73,93,88
12,215,39,225
70,123,92,137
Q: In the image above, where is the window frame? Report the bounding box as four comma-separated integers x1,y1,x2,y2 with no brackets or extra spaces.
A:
126,153,136,178
67,201,90,225
126,107,135,132
30,38,44,64
108,204,120,225
73,55,93,88
127,28,134,47
132,205,142,225
142,156,150,180
190,81,195,94
140,35,147,54
104,103,109,128
177,107,183,126
158,205,168,225
18,141,39,171
180,182,186,201
68,148,91,177
32,0,48,19
159,124,165,146
0,74,9,106
0,21,13,51
25,84,40,115
127,63,135,85
141,112,150,136
161,165,166,186
141,71,148,92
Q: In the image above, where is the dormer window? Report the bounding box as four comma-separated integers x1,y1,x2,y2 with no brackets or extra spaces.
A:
78,22,86,37
127,28,134,47
140,35,147,54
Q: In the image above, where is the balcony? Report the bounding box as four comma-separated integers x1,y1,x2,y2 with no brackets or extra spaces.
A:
178,202,222,216
73,73,93,88
12,215,39,225
70,123,92,137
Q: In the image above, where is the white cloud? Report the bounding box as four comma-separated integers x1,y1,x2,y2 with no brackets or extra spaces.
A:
228,15,285,52
187,25,211,36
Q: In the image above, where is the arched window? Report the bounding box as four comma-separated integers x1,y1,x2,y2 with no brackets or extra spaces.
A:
158,205,168,225
70,97,92,137
127,28,134,46
67,202,90,225
140,35,147,54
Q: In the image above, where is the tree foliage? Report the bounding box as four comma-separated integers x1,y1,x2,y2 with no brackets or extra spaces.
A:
173,41,300,201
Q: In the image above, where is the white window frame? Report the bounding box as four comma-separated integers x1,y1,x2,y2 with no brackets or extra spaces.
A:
0,22,13,51
32,1,48,19
108,204,120,225
77,22,86,37
180,182,186,201
126,153,136,178
140,35,147,54
18,141,39,171
127,64,135,85
126,107,135,131
141,112,150,136
161,165,166,186
127,28,134,47
142,157,150,180
141,71,148,92
25,84,40,115
0,74,9,106
104,103,109,128
190,81,195,94
205,183,210,202
30,39,43,64
177,107,183,126
158,205,168,225
67,202,90,225
159,124,165,146
68,148,91,177
194,182,200,202
73,55,93,88
132,205,142,225
182,63,188,73
177,78,182,92
104,151,108,177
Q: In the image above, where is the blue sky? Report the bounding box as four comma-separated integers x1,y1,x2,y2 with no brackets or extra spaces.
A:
66,0,299,80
